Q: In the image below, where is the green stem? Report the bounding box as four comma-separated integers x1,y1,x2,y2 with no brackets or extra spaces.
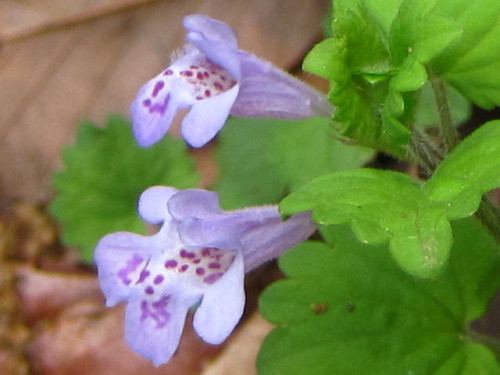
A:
430,76,460,152
466,329,500,361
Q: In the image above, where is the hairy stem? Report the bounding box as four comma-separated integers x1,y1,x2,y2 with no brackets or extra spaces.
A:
409,128,444,175
430,76,460,152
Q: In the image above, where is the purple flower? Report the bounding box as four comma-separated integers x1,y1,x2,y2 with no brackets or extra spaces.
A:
95,186,315,365
131,14,333,148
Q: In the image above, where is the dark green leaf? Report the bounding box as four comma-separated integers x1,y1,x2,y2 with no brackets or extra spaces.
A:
258,219,500,375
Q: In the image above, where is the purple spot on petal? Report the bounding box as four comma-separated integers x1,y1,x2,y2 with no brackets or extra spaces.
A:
197,72,204,80
201,248,212,257
152,80,165,97
208,262,221,269
196,267,206,276
136,269,150,284
165,259,178,268
181,70,193,77
140,295,171,328
203,273,223,285
117,254,143,286
180,249,195,259
163,69,173,76
204,89,211,97
142,99,151,107
153,275,164,284
145,286,154,295
148,94,170,115
179,264,188,272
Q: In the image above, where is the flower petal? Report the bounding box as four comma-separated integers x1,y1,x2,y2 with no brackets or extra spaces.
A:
124,288,200,366
139,186,178,224
242,212,316,271
94,232,155,306
177,205,281,248
231,51,333,119
193,252,245,344
131,76,190,147
184,15,240,80
183,14,238,49
167,189,221,220
181,85,240,147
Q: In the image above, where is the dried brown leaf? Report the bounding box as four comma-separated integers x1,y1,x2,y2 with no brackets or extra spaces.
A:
28,302,222,375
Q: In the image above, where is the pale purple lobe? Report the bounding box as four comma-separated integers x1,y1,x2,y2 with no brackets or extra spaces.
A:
167,189,222,220
193,252,245,344
125,290,199,367
138,186,178,224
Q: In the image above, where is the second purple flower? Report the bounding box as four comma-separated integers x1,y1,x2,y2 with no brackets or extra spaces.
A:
95,186,316,365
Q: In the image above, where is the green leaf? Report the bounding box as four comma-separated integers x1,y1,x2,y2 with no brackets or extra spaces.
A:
388,0,462,65
426,120,500,218
51,115,199,261
280,168,452,278
258,219,500,375
215,117,373,209
430,0,500,109
304,0,465,158
306,0,500,156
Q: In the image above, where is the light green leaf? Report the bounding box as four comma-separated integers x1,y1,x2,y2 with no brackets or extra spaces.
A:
426,120,500,218
51,115,199,261
430,0,500,108
280,168,452,277
258,219,500,375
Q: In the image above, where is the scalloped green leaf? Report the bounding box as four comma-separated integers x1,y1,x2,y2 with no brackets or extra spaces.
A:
280,169,452,278
215,117,374,209
426,120,500,218
258,219,500,375
430,0,500,109
51,115,199,261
